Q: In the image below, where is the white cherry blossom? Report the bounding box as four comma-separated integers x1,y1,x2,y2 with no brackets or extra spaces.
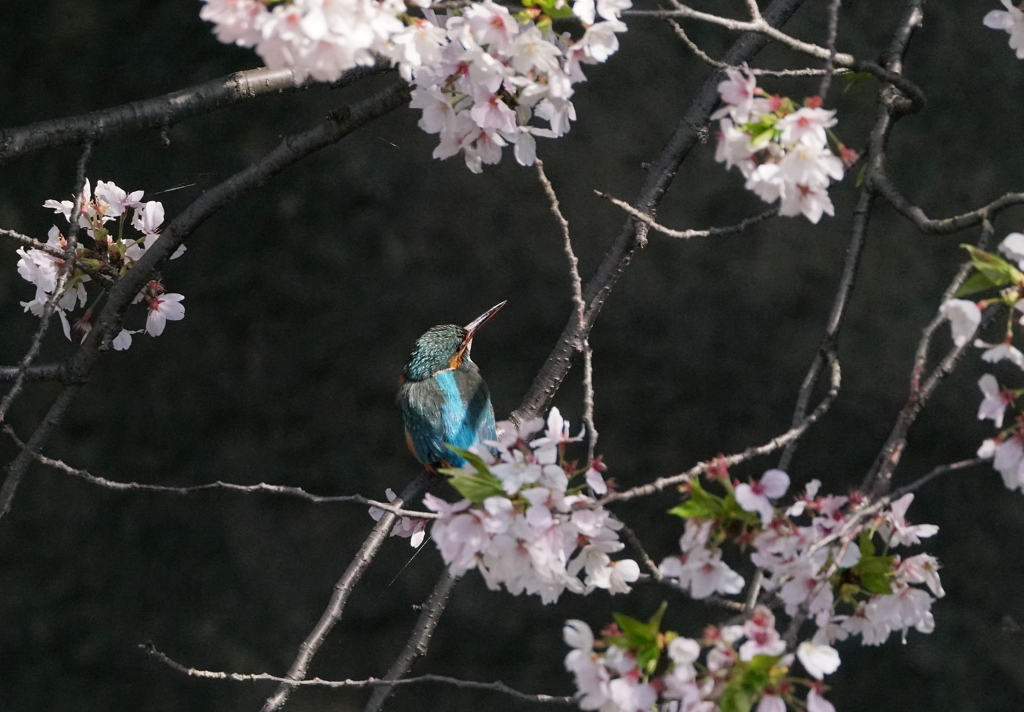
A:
939,298,982,346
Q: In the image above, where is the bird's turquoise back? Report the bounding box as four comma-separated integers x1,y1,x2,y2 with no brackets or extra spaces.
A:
399,363,496,468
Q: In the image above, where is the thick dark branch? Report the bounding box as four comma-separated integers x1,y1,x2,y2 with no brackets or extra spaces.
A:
143,643,573,704
874,173,1024,235
0,65,388,162
260,472,434,712
510,0,808,424
363,570,459,712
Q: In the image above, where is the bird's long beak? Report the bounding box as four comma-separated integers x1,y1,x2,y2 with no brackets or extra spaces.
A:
457,301,506,362
464,300,507,336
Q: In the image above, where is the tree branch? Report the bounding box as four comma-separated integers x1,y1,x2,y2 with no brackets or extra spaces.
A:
603,353,840,505
596,192,779,239
873,173,1024,235
0,65,390,162
142,643,573,705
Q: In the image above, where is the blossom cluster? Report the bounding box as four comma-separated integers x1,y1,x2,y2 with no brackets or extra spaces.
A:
199,0,630,172
661,465,944,654
422,408,639,603
15,179,185,350
937,232,1024,490
713,67,852,224
563,604,840,712
984,0,1024,58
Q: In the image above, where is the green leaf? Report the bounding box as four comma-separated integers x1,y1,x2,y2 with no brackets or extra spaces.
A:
962,245,1024,287
860,571,893,595
521,0,575,17
842,71,873,92
668,500,713,519
719,665,771,712
858,530,876,559
954,270,998,297
636,644,661,675
612,612,657,647
669,478,726,520
748,654,781,673
646,601,668,633
442,447,505,503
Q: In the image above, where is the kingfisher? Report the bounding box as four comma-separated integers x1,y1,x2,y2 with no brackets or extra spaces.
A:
398,301,505,470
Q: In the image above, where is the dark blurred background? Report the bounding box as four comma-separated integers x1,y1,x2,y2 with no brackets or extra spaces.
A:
2,1,1024,710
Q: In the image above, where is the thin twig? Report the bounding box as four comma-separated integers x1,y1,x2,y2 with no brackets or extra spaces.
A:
142,643,573,704
534,160,599,461
0,424,437,517
597,192,778,239
627,2,926,110
873,173,1024,235
362,570,460,712
666,19,834,76
603,354,840,505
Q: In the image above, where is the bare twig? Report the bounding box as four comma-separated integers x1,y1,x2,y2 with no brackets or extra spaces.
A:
0,424,437,517
142,643,573,705
534,159,599,461
666,20,834,76
597,192,778,239
362,570,460,712
873,173,1024,235
627,2,925,110
603,354,840,505
0,363,73,383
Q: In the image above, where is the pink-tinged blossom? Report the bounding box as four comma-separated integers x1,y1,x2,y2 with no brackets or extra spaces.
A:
712,66,763,122
939,299,981,346
786,478,821,517
779,182,836,224
112,329,134,351
975,338,1024,369
984,0,1024,58
736,468,790,528
775,106,837,148
807,688,837,712
132,200,165,236
464,0,518,53
797,641,840,679
146,293,186,337
572,0,632,25
991,436,1024,491
94,180,144,217
978,373,1011,428
881,494,938,547
738,606,786,661
661,547,744,599
369,488,428,547
897,553,945,598
999,231,1024,269
757,695,786,712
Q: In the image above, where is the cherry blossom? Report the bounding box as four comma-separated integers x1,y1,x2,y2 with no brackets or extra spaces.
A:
975,338,1024,369
424,409,636,603
735,468,790,527
977,373,1011,428
939,298,982,346
146,293,186,337
998,231,1024,269
712,68,846,223
984,0,1024,58
368,488,428,547
797,641,841,679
